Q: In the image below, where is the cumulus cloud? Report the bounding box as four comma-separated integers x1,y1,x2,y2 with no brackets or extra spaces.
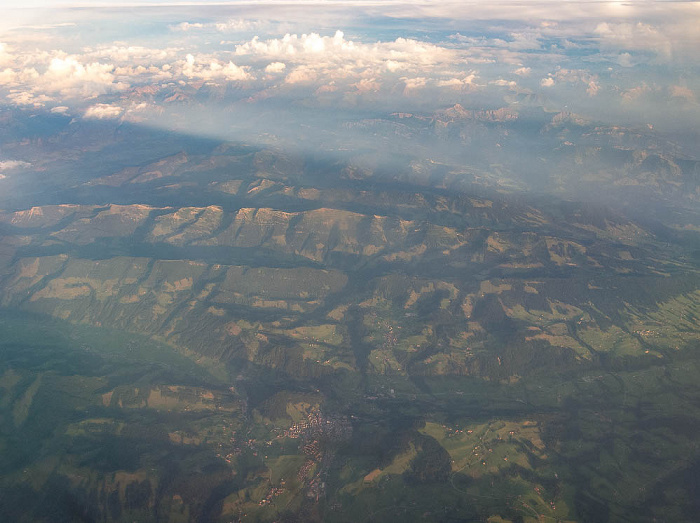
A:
84,45,175,64
592,20,700,64
594,22,671,57
172,22,205,32
229,30,463,97
437,72,478,90
0,42,13,67
265,61,286,73
215,19,261,32
0,159,30,179
0,5,695,132
285,66,317,84
621,84,651,102
669,85,696,103
351,78,381,93
180,53,250,81
491,78,517,88
43,57,120,96
314,82,337,95
235,30,455,69
551,68,600,96
0,55,126,100
171,18,260,33
402,76,427,95
7,91,52,106
84,103,123,119
0,160,31,170
0,67,38,86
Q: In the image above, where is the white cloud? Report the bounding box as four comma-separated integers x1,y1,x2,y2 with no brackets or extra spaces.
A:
506,31,544,51
491,79,517,88
402,76,427,95
551,68,600,96
7,91,52,106
285,66,317,84
235,30,455,69
84,45,175,64
594,22,671,57
621,84,651,102
351,78,381,93
50,105,69,113
586,80,600,97
180,54,250,82
616,52,636,68
0,160,30,170
84,103,123,119
172,22,205,32
669,85,696,103
265,61,286,73
513,67,531,76
385,60,402,72
437,72,478,90
0,42,13,67
592,20,700,63
215,19,261,32
230,30,462,96
540,77,554,87
0,67,38,86
315,82,337,95
37,57,125,98
171,19,260,33
0,68,17,85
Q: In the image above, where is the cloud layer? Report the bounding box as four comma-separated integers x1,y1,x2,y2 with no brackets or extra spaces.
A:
0,2,695,134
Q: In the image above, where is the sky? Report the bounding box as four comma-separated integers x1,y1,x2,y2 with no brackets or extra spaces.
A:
0,1,698,161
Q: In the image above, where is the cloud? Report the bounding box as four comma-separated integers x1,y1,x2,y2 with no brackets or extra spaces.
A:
315,82,337,95
6,91,52,106
37,57,126,98
594,22,671,57
50,106,69,114
0,42,13,67
669,85,696,104
0,66,38,86
402,76,427,95
172,22,205,32
180,53,251,82
513,67,531,76
215,19,262,32
592,20,700,63
541,68,601,96
491,79,517,88
230,30,463,97
437,72,478,90
84,103,123,119
0,160,30,170
586,80,600,97
84,45,175,64
171,19,261,33
265,61,286,73
285,66,317,84
621,84,651,102
351,78,381,93
235,30,456,69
